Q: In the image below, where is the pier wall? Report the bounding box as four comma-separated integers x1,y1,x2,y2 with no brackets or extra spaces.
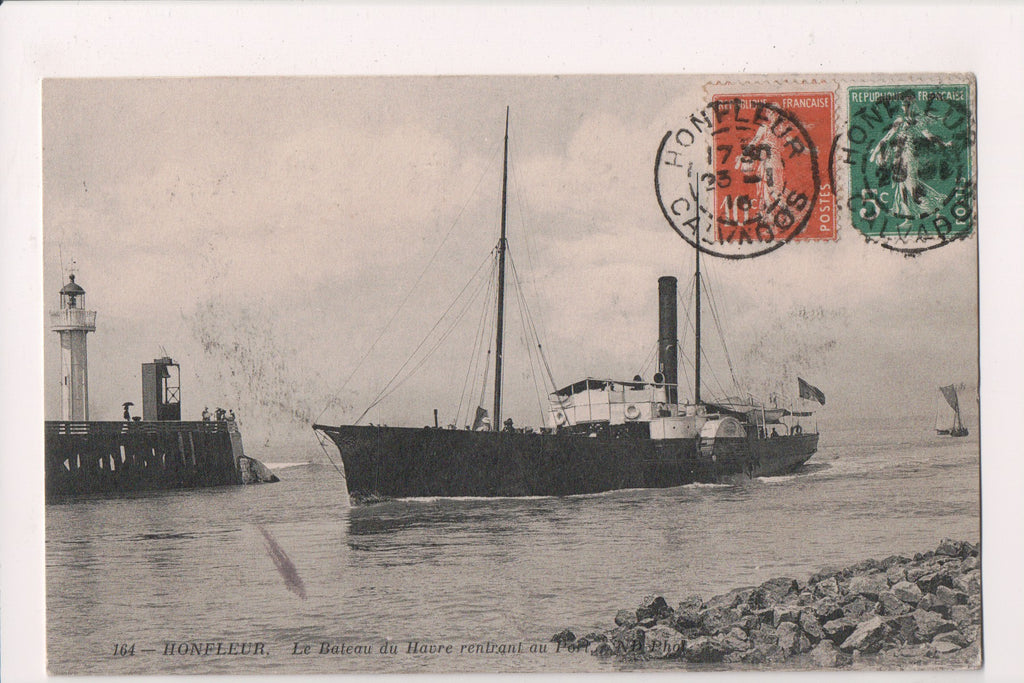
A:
45,420,245,502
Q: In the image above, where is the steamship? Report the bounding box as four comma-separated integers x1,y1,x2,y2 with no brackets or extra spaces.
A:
313,110,820,501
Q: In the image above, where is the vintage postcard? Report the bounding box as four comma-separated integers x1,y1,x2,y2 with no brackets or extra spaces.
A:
38,72,982,675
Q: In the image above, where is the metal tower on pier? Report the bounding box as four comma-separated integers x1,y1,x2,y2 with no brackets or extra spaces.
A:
49,273,97,420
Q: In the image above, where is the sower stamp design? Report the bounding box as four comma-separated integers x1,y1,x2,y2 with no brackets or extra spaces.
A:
712,92,836,242
846,84,974,253
656,97,827,259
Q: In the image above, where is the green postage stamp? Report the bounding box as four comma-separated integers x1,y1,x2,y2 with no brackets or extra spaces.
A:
846,84,973,250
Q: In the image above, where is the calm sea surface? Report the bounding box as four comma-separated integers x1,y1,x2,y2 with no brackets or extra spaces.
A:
46,418,980,674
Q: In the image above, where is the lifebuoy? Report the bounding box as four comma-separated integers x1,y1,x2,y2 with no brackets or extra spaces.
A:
792,424,803,435
624,404,641,420
554,411,567,425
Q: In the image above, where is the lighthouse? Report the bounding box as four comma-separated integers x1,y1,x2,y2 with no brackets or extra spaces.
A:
49,273,97,421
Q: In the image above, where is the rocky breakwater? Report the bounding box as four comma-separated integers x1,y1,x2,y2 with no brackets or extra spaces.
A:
552,539,980,669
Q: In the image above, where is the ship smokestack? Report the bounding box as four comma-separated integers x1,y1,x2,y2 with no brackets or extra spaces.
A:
658,276,678,406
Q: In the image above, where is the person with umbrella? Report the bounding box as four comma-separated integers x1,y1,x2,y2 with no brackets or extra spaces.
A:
122,402,134,421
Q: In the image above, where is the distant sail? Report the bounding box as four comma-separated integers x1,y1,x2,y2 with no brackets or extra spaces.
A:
939,384,960,412
798,378,826,405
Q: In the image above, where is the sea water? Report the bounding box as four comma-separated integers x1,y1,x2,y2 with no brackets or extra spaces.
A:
45,417,980,674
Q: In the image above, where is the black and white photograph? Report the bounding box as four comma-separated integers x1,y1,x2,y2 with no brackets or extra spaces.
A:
2,5,1022,681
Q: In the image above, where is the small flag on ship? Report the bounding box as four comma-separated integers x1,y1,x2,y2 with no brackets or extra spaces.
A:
798,378,826,405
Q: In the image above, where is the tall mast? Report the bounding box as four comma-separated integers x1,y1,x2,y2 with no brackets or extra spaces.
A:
694,180,702,405
492,107,510,429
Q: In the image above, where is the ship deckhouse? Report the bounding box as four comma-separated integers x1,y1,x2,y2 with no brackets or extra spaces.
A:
547,378,723,440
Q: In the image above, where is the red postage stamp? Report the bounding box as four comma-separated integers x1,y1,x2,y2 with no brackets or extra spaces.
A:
711,92,836,242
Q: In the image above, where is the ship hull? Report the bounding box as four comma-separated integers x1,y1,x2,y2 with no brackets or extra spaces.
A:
313,424,818,501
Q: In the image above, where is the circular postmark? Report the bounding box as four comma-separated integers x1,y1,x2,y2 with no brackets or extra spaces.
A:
655,99,822,259
830,85,975,256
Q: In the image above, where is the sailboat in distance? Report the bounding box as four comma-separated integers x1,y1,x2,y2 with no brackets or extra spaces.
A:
936,384,969,437
313,109,821,502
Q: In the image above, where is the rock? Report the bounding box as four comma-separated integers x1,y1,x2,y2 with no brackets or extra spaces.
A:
610,626,645,655
934,585,968,608
847,573,888,601
636,595,673,622
883,614,917,644
643,624,685,659
674,595,703,629
759,577,800,603
964,569,982,593
839,615,890,654
885,564,908,586
775,621,801,655
933,629,970,648
796,590,815,606
936,539,972,558
721,627,749,652
570,637,592,652
847,558,883,575
822,617,857,645
842,595,875,618
916,570,955,594
808,566,841,585
906,565,928,583
910,609,958,642
813,598,844,623
916,593,946,617
948,605,971,630
771,606,801,628
699,606,740,635
550,629,576,646
809,640,852,668
733,614,758,632
933,640,962,654
614,610,637,628
578,541,983,665
880,554,910,569
748,625,779,650
877,590,912,616
798,609,825,642
890,580,923,605
812,576,841,600
682,635,726,663
705,586,755,611
745,587,771,611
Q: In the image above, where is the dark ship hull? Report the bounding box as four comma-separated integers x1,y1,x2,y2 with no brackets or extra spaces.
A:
313,423,818,501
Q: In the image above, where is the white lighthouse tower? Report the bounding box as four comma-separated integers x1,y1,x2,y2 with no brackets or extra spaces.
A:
50,273,97,421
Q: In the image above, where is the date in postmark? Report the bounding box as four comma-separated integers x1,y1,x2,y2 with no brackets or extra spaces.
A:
655,94,830,259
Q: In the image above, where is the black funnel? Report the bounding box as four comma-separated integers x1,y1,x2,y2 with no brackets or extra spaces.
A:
658,276,678,406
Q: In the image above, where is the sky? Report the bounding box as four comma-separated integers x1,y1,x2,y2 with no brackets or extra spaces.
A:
42,75,979,457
